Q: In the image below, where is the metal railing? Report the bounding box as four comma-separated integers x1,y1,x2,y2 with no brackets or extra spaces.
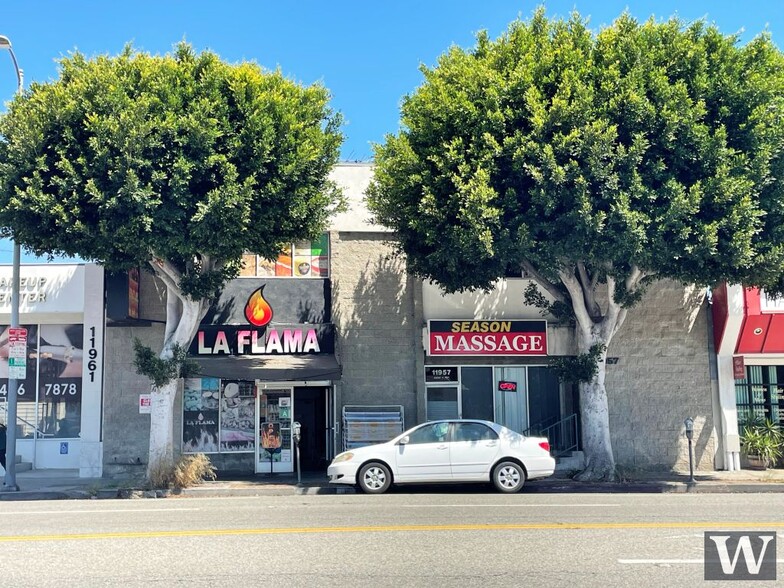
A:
0,402,47,438
523,413,579,458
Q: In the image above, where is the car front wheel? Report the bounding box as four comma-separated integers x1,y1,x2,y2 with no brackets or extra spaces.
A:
493,461,525,493
358,462,392,494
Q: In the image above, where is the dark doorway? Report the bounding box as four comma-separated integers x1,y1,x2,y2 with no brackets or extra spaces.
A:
293,387,328,471
527,367,562,427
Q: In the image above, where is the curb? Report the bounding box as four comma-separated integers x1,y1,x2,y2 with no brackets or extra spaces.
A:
2,481,783,501
526,481,784,494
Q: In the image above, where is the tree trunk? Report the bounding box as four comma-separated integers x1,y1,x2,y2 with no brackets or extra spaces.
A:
573,331,616,481
555,266,644,482
147,378,178,480
145,295,205,480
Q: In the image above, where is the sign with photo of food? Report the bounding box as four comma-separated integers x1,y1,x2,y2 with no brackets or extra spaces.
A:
182,378,219,453
219,380,255,452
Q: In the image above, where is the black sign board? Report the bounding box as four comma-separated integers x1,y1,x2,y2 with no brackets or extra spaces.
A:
425,367,458,383
190,323,334,356
498,380,518,392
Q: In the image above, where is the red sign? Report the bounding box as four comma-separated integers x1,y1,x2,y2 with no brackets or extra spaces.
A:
733,356,746,379
498,381,518,392
428,320,547,356
7,326,28,379
8,327,27,343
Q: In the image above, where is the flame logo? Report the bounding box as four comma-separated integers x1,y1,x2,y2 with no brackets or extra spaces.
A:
244,286,273,327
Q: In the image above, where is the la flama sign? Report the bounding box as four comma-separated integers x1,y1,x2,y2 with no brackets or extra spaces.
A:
190,286,332,356
428,320,547,356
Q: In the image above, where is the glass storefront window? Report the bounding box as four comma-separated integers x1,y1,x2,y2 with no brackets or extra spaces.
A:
219,380,255,452
494,366,527,432
1,323,83,439
736,365,784,429
424,365,563,435
426,387,458,420
259,389,292,463
241,234,330,279
460,367,494,421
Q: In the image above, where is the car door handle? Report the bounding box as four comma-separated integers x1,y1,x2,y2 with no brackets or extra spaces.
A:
437,444,448,450
486,442,498,447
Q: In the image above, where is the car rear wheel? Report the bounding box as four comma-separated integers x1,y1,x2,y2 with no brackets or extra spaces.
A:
493,461,525,493
358,462,392,494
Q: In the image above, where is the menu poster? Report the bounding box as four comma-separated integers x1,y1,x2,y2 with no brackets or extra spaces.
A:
219,380,255,452
182,378,219,453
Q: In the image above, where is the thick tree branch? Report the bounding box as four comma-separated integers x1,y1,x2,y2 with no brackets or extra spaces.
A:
558,266,593,339
577,262,601,319
163,287,182,347
625,266,646,292
603,266,649,339
149,254,184,301
602,274,621,341
148,254,190,351
521,259,566,303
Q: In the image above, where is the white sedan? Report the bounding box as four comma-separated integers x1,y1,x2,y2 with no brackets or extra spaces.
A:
328,419,555,494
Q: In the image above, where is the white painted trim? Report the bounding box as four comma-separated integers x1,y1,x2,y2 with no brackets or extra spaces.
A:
256,381,331,388
714,283,746,471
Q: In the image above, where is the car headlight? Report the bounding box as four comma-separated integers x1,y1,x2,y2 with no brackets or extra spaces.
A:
332,452,354,463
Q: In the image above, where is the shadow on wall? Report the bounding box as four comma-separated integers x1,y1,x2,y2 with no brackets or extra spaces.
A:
332,235,417,426
681,284,707,333
608,281,714,472
691,415,715,470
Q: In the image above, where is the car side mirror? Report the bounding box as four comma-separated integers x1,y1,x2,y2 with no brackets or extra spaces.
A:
398,435,410,445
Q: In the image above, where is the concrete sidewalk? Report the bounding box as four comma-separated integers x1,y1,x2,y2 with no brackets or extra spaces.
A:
2,467,784,501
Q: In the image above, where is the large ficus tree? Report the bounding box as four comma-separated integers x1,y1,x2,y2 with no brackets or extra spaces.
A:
368,11,784,480
0,44,343,478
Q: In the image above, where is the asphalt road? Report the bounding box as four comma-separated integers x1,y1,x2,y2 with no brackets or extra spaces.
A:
0,491,782,587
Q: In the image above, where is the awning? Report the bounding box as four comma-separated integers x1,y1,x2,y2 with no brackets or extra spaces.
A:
193,354,341,382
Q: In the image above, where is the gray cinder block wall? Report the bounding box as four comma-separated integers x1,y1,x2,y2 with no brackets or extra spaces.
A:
605,280,716,471
103,270,173,476
103,270,256,475
330,231,420,433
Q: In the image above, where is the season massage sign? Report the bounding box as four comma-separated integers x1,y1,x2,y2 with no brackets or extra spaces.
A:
428,320,547,356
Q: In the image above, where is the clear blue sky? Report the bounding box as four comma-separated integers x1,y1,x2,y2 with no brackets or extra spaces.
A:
0,0,782,262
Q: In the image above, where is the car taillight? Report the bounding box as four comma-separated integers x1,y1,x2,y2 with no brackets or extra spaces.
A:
538,441,550,453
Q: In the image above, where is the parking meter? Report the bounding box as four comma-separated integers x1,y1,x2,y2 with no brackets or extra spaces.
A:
293,421,302,445
293,421,302,485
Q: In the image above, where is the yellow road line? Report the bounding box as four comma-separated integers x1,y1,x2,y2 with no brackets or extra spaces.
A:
2,521,784,542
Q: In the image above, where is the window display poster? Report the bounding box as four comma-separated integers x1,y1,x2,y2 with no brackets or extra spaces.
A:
38,324,84,438
182,378,219,453
1,324,85,438
260,422,282,449
219,380,255,452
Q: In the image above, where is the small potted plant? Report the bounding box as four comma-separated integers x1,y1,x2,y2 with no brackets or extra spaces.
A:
740,418,783,470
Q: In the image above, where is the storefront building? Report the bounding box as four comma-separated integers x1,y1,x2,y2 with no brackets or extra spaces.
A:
98,163,719,475
421,283,578,455
103,237,340,475
712,283,784,470
0,263,105,477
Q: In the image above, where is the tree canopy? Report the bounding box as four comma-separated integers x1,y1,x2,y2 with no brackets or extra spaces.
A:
0,43,343,297
369,10,784,296
0,43,344,479
368,10,784,479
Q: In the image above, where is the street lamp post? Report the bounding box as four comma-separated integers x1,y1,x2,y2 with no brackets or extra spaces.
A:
0,34,23,492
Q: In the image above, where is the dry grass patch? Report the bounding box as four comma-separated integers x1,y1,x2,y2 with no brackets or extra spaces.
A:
148,454,217,489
